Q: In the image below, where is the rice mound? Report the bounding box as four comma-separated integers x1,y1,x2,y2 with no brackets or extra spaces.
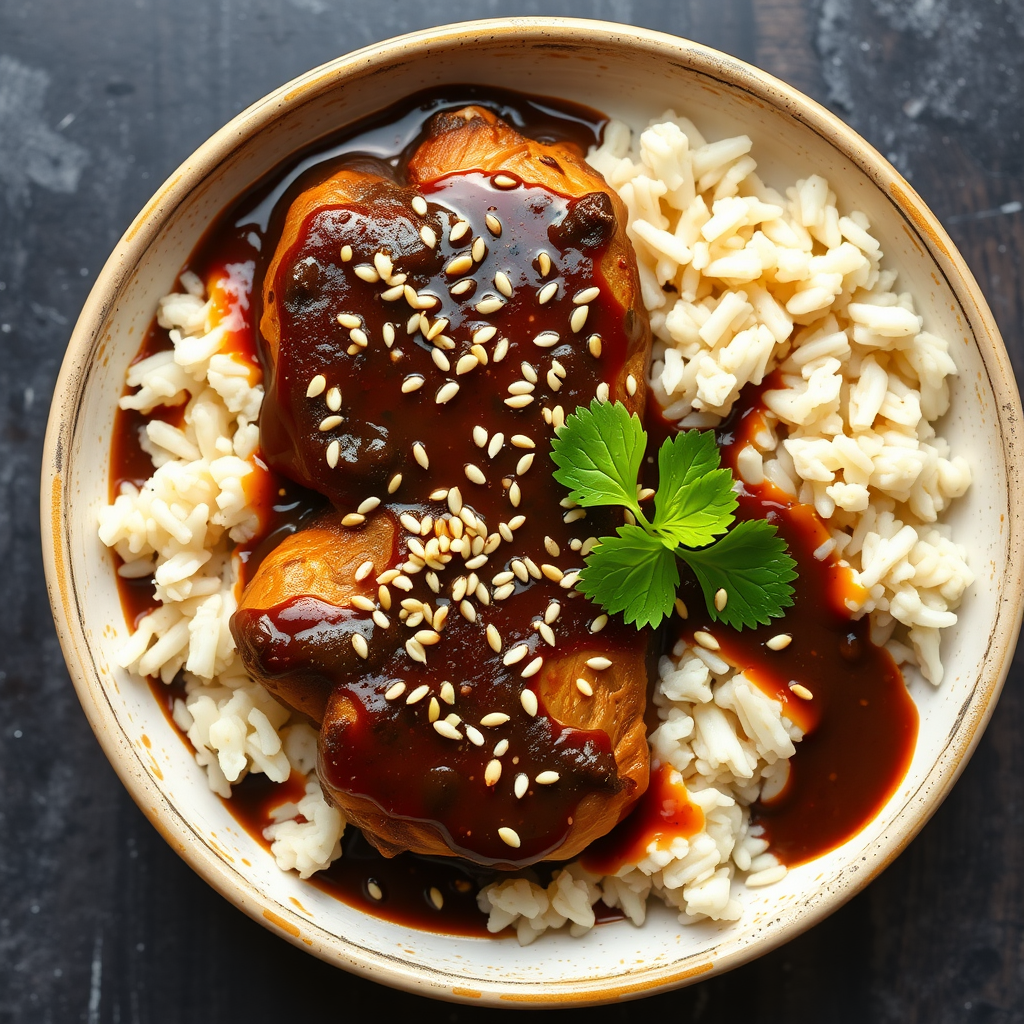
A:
99,115,972,943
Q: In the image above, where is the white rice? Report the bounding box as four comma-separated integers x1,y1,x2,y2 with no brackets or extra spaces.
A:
99,113,972,943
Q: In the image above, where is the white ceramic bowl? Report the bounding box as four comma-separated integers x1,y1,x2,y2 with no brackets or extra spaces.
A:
42,17,1024,1007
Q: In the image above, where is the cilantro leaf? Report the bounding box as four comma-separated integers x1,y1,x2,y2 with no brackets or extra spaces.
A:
677,519,798,629
577,525,680,628
652,430,738,547
551,400,645,517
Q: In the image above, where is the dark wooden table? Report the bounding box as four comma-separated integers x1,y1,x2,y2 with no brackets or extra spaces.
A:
2,1,1021,1020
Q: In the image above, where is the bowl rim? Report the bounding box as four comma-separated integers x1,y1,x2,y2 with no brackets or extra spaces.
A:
40,15,1024,1007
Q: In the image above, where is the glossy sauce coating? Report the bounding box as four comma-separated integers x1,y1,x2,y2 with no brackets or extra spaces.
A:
239,159,648,866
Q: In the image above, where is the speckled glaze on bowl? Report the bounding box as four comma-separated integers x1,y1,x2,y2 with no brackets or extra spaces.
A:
41,17,1024,1007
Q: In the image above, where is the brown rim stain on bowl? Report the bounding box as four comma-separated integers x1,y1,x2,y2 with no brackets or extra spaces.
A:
39,16,1024,1008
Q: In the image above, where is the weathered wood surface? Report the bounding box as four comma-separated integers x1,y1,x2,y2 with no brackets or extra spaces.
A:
0,1,1020,1020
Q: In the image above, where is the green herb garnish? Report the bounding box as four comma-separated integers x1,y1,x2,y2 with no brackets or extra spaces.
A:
550,400,798,630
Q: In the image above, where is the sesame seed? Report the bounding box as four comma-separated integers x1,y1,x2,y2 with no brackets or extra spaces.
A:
574,286,600,305
426,317,449,340
436,381,460,404
401,375,424,394
445,254,474,277
465,725,484,747
355,560,374,582
521,657,543,680
475,296,504,315
675,598,688,619
586,656,612,671
337,312,361,329
595,382,610,403
504,644,529,666
516,453,535,475
449,220,470,243
413,442,429,469
381,284,404,301
367,880,383,900
543,537,560,559
427,697,440,722
494,270,513,297
400,513,420,533
508,380,535,396
638,487,656,501
544,601,560,625
465,554,488,570
431,349,450,372
487,432,504,459
498,826,521,848
587,334,603,358
537,251,552,277
493,337,509,362
415,629,441,646
485,213,502,236
324,387,342,413
493,174,517,189
385,681,406,701
537,281,558,304
460,600,477,623
504,394,534,409
472,237,486,262
352,634,369,659
535,771,559,785
493,583,515,601
486,624,502,653
440,681,456,704
379,586,392,610
626,374,638,396
406,638,427,663
373,611,390,628
433,720,462,741
509,515,526,530
715,588,728,611
373,252,393,279
694,631,720,651
383,323,396,347
540,563,563,582
570,305,589,333
456,354,479,375
538,623,556,647
767,634,793,651
342,513,365,527
590,614,608,633
481,712,510,727
547,369,562,391
429,887,444,910
471,343,489,365
420,225,437,248
472,325,497,346
386,473,402,495
351,595,375,611
576,678,593,696
484,759,502,786
513,776,529,800
306,374,327,399
319,415,343,431
464,464,486,485
560,570,581,589
393,575,414,591
494,739,510,757
563,508,586,524
340,244,353,262
789,682,814,700
354,264,379,283
472,425,488,448
326,440,340,469
411,195,428,216
508,482,523,507
450,278,475,297
533,330,559,349
357,496,380,516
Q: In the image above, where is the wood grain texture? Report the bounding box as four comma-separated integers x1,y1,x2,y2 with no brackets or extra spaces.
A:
0,0,1021,1020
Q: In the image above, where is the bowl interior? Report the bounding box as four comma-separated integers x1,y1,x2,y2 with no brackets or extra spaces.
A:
44,19,1022,1006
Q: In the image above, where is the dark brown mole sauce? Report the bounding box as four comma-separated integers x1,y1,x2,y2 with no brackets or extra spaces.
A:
112,86,642,934
665,377,917,865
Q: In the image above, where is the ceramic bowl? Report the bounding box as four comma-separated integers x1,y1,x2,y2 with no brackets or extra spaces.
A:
41,17,1024,1007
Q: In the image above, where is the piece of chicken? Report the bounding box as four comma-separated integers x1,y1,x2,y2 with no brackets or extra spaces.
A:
232,106,653,868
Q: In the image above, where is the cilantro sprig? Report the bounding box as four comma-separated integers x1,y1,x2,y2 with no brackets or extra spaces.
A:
550,400,797,630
